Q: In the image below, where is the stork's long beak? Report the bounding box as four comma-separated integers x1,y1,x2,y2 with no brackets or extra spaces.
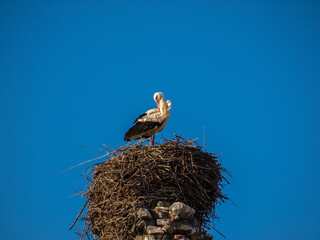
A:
157,101,159,110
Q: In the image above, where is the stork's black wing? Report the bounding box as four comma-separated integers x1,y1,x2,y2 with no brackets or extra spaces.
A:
133,112,147,124
124,121,162,141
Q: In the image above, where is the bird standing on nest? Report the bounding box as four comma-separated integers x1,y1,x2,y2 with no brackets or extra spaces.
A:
124,92,171,145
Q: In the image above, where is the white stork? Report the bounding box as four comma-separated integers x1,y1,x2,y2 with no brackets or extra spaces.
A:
124,92,171,145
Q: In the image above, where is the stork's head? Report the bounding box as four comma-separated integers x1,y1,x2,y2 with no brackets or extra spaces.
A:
154,92,164,109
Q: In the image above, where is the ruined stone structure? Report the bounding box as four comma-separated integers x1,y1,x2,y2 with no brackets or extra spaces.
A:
133,201,213,240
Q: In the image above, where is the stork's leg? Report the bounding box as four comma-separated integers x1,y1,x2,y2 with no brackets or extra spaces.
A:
150,135,155,146
152,135,155,145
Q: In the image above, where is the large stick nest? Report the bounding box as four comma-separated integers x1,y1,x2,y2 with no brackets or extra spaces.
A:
76,136,228,240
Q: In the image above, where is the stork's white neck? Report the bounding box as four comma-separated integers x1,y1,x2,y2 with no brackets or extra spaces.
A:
159,98,169,117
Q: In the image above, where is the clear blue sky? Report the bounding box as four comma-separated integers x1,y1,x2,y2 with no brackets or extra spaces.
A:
1,1,319,239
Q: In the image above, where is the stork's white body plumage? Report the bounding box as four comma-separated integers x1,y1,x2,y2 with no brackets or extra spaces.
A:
124,93,171,145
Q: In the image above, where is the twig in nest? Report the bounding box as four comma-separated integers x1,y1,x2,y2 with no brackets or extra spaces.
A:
69,201,88,230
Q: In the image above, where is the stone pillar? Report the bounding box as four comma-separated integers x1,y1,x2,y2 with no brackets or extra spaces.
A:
133,201,213,240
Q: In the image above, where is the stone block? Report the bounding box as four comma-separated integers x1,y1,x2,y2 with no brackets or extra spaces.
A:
173,234,189,240
172,221,198,235
150,209,165,219
140,235,157,240
157,201,171,207
137,208,153,220
146,226,165,235
162,225,173,234
151,206,170,219
169,202,195,221
156,218,172,226
155,206,170,215
135,219,156,233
